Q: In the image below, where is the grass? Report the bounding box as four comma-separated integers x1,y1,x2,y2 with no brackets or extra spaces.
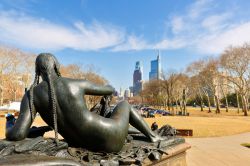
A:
1,107,250,139
144,116,250,137
167,106,245,117
144,106,250,137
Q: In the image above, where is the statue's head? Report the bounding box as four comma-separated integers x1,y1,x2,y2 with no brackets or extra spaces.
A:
35,53,61,80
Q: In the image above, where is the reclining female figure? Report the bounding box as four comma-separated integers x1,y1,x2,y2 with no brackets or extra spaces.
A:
6,53,164,152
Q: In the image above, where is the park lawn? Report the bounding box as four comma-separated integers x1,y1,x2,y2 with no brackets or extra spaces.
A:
1,116,250,138
161,106,246,117
1,107,250,138
185,106,245,117
144,116,250,137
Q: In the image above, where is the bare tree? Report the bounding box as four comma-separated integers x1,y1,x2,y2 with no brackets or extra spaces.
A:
220,44,250,116
141,80,162,108
200,58,221,113
22,53,36,89
162,72,178,112
7,49,23,101
0,46,16,105
220,83,229,112
189,75,205,111
186,60,213,113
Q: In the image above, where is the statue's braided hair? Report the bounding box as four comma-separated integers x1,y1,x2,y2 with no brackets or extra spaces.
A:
48,74,59,145
29,74,39,120
29,53,61,145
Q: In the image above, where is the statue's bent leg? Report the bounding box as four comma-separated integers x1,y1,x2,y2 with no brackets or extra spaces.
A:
110,101,130,124
129,106,164,142
111,101,164,142
109,101,130,144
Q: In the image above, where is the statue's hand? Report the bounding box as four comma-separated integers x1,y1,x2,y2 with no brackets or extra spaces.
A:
5,114,16,131
104,95,112,103
106,84,115,92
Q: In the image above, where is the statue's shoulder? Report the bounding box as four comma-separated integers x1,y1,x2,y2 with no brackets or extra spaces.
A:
58,77,87,86
57,77,87,95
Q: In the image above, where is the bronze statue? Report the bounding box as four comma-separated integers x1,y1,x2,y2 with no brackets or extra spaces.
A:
6,53,164,152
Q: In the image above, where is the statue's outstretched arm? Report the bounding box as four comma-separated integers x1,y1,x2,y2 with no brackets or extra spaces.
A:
82,81,114,96
5,92,35,141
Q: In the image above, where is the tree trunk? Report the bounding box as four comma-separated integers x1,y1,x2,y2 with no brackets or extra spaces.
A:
0,73,3,106
200,103,203,112
236,92,240,114
198,90,204,112
213,96,216,108
170,99,174,112
225,97,229,112
242,95,248,116
164,99,167,111
179,99,183,113
215,95,220,114
206,94,211,113
241,94,244,112
246,96,249,111
14,89,17,101
175,98,178,110
167,98,170,111
141,96,144,105
0,89,3,106
221,86,229,112
182,89,187,115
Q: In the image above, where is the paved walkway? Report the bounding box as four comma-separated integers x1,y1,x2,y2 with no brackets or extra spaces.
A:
186,132,250,166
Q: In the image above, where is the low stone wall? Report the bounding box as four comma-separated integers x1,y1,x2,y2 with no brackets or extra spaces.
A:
0,136,190,165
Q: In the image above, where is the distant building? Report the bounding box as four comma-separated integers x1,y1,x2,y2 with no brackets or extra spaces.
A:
129,86,134,97
149,51,162,80
119,87,124,98
133,61,143,96
124,89,130,99
113,90,119,97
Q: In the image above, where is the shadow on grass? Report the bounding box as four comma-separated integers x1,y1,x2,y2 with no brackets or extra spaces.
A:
241,143,250,148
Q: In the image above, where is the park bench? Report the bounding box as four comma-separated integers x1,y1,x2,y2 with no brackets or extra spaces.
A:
176,129,193,136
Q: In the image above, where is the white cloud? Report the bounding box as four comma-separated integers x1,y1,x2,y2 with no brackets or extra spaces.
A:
153,38,187,50
171,16,184,34
112,35,149,51
163,0,250,55
197,22,250,54
112,36,187,52
0,11,124,51
188,0,213,19
0,0,249,55
201,13,231,32
111,0,250,54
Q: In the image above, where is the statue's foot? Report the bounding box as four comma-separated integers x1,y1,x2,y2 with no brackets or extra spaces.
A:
150,134,166,143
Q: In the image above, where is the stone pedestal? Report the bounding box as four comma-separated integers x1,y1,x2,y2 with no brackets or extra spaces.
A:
144,142,190,166
0,136,190,165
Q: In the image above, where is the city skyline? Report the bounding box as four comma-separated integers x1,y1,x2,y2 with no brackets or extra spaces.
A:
0,0,250,90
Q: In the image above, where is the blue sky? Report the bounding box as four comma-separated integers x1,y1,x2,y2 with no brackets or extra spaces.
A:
0,0,250,91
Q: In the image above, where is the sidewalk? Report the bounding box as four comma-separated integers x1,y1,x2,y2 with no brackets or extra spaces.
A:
186,132,250,166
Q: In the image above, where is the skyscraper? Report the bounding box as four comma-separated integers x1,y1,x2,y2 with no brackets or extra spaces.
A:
133,61,143,96
149,51,162,80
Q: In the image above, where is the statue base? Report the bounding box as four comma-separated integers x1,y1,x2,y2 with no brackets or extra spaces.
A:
143,142,190,166
0,135,190,165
